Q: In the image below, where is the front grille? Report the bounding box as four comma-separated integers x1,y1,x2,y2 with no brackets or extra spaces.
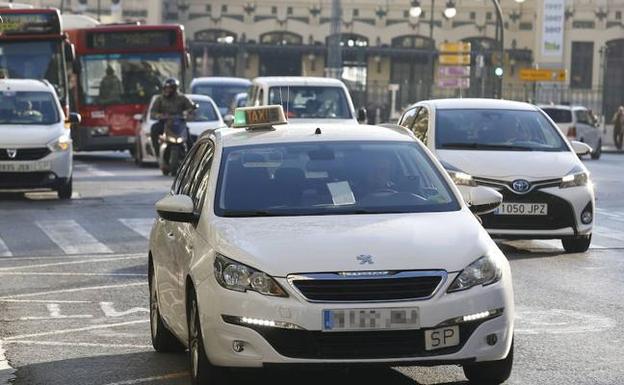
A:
481,190,575,231
244,322,480,359
0,172,55,188
0,148,51,161
291,272,444,302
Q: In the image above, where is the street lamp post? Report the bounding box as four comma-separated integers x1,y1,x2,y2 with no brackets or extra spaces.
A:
491,0,504,98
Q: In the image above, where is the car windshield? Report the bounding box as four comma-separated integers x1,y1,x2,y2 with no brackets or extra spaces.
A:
191,83,248,112
268,86,352,120
0,41,66,100
79,52,182,106
435,109,568,152
541,108,573,123
215,141,459,217
0,91,60,125
188,100,219,122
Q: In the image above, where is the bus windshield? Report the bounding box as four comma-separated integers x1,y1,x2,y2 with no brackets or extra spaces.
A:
0,40,66,100
79,52,182,106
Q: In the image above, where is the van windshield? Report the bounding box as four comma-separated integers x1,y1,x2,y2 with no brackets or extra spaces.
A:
0,91,60,125
268,86,352,120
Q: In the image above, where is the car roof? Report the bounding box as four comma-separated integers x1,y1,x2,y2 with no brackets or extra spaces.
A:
190,77,251,86
538,104,588,111
0,79,54,93
251,76,347,87
417,98,539,111
214,124,414,148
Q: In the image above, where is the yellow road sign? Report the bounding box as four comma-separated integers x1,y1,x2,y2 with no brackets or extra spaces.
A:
439,42,471,53
439,54,471,66
520,68,566,82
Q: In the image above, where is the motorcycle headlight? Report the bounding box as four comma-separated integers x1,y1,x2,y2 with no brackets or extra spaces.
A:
47,135,72,152
214,254,287,297
447,170,477,187
447,255,502,293
560,171,589,188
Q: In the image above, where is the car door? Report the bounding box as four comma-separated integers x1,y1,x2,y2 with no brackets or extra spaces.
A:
155,146,199,331
575,109,600,149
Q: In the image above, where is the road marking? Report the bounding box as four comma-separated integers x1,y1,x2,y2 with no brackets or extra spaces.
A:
4,319,149,341
0,255,144,272
4,341,153,349
100,302,149,317
515,307,616,335
0,282,147,300
0,236,11,257
0,272,146,277
0,340,16,385
36,220,112,255
119,218,154,239
102,372,188,385
0,252,144,261
81,166,115,177
595,225,624,241
0,299,92,304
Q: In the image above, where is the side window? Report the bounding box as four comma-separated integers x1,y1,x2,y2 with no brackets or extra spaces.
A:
576,110,590,125
190,141,215,211
399,107,418,130
412,107,429,144
257,88,264,106
179,142,209,196
248,86,257,107
171,145,199,194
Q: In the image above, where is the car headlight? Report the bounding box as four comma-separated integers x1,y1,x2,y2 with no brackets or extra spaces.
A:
47,135,72,152
447,255,502,293
214,254,287,297
560,171,589,188
447,170,477,187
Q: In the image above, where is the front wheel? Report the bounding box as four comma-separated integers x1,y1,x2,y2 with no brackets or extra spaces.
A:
57,178,73,200
463,340,513,384
149,264,185,353
562,234,592,253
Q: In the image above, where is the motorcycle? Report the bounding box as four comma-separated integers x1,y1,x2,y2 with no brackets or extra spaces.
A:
158,115,190,176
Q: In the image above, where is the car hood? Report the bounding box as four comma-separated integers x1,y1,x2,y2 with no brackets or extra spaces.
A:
0,125,63,147
437,149,578,180
208,211,493,277
289,118,359,125
188,121,224,136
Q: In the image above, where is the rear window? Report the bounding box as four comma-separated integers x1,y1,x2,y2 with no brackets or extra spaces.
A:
542,108,573,123
268,86,352,120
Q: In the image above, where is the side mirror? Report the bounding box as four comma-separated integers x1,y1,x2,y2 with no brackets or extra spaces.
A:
357,107,367,124
223,114,234,127
570,141,592,156
67,112,81,125
465,186,503,215
156,195,198,223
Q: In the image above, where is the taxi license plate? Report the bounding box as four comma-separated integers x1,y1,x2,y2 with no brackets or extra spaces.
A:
424,326,460,351
323,307,419,332
495,202,548,216
0,161,51,173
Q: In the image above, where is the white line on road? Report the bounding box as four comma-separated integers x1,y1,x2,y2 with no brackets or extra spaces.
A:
0,272,146,277
36,219,113,255
102,372,188,385
0,252,144,261
0,282,147,300
119,218,154,239
0,299,92,304
0,255,144,272
0,236,11,257
4,340,153,349
79,166,115,177
100,302,149,317
0,340,16,385
4,319,149,341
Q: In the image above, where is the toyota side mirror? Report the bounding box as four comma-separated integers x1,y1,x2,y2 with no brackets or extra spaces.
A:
156,195,198,223
570,141,592,156
465,186,503,215
223,114,234,127
357,107,367,124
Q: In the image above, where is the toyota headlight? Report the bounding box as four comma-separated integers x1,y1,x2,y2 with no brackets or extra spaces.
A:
47,135,72,152
214,254,287,297
560,171,589,188
447,170,478,187
447,255,502,293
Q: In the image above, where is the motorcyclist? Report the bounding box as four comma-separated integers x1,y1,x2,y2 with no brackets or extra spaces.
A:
150,78,195,156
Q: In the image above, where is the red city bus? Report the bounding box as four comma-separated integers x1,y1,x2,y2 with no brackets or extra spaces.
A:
0,8,73,113
66,25,187,152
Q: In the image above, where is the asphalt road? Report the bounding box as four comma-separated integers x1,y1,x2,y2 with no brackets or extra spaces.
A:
0,152,622,385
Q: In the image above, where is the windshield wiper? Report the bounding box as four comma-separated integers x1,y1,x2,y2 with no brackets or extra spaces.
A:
441,142,534,151
221,210,282,217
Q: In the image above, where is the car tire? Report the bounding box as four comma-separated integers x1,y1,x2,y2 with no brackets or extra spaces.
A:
591,139,602,160
188,287,227,385
134,137,143,166
463,340,513,384
57,178,72,200
149,264,186,353
562,234,592,253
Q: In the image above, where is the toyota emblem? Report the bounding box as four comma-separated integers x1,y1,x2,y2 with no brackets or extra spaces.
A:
511,179,531,193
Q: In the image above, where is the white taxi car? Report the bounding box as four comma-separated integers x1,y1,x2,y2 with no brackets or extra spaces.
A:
134,94,224,165
0,79,79,199
398,99,595,252
149,106,514,384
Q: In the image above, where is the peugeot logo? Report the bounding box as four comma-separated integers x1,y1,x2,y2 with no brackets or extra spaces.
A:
356,255,374,265
511,179,531,193
6,149,17,159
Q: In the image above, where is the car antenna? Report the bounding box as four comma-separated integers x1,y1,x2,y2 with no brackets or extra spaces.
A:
315,127,322,135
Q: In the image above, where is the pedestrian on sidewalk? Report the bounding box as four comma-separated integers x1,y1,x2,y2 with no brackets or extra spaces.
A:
613,106,624,150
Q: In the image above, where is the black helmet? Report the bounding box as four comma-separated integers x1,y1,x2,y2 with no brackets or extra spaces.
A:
162,77,180,90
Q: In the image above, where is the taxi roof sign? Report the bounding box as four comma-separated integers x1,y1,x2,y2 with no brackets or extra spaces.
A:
232,105,287,129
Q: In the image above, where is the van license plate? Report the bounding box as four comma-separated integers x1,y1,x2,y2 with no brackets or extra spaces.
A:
495,202,548,216
0,161,51,173
323,307,419,331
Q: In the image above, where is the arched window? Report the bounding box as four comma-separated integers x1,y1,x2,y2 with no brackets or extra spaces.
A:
194,29,237,44
391,35,434,50
260,31,303,45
